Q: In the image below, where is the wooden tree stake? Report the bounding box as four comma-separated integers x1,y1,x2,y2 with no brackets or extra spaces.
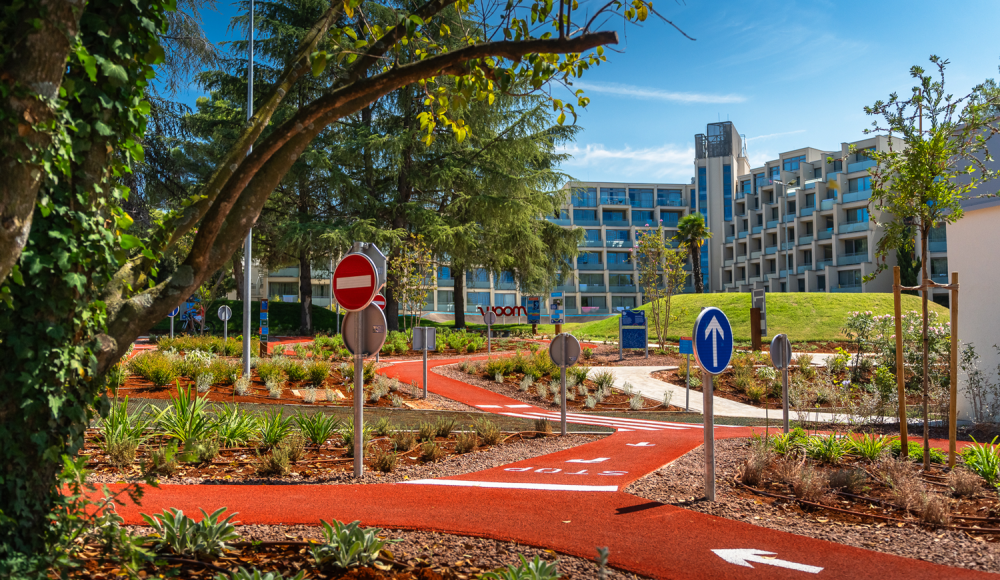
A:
893,266,908,457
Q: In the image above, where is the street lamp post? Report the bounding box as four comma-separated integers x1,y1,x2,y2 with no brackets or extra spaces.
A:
242,0,255,375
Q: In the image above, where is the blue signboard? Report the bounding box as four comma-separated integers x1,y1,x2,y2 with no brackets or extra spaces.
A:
622,328,647,349
168,307,179,317
693,307,733,375
679,337,694,355
526,296,541,324
549,292,564,325
621,310,646,327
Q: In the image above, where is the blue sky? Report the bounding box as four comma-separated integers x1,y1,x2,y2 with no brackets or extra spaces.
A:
186,0,1000,184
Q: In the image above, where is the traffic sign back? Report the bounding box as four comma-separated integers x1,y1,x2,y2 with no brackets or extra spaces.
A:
770,334,792,370
693,307,734,375
217,305,232,321
334,253,378,312
549,333,581,367
342,304,388,356
372,295,386,310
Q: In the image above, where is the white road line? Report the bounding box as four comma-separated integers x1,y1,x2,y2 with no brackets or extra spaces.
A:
506,404,534,408
522,412,684,431
498,411,657,430
476,405,503,408
400,479,619,492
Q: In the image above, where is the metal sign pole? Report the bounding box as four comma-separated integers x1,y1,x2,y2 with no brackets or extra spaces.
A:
782,366,789,434
560,336,567,436
644,318,649,359
353,307,364,478
704,368,715,501
487,318,491,355
685,353,691,412
423,344,428,399
170,316,174,339
619,315,623,361
224,318,228,341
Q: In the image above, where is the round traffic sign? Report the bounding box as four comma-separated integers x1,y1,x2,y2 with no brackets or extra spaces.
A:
770,333,792,370
342,304,388,356
168,307,180,318
333,253,379,312
484,310,497,326
549,333,582,368
372,295,386,310
217,305,232,321
693,307,734,375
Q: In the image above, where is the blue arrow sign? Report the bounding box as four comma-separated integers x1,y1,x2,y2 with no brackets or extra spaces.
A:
693,307,733,375
168,307,179,318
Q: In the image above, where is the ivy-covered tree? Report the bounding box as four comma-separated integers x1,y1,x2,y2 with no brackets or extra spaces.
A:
865,56,1000,469
675,212,711,294
0,0,692,561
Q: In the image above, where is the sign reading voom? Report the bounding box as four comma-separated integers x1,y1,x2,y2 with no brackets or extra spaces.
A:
478,305,526,317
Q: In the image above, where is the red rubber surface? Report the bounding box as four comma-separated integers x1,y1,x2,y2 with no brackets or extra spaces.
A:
99,357,987,579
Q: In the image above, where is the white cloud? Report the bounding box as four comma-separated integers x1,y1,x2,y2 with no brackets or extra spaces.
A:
572,81,747,105
745,129,806,142
558,143,694,182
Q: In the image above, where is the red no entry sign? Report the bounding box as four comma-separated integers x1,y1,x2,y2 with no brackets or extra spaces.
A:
372,295,386,310
333,253,378,312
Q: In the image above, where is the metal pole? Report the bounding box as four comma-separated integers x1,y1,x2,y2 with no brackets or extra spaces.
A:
487,320,491,355
703,369,715,501
560,336,567,436
353,307,364,477
241,0,255,378
949,271,959,468
170,316,174,339
422,345,428,399
782,366,789,434
224,319,228,341
619,315,623,361
685,353,690,412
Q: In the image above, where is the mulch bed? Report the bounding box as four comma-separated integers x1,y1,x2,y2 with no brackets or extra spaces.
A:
627,438,1000,573
434,364,685,413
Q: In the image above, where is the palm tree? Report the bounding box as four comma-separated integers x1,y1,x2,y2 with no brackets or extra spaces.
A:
675,212,712,293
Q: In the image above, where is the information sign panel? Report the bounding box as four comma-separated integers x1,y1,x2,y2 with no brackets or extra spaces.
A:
549,292,564,325
413,327,436,351
526,297,541,324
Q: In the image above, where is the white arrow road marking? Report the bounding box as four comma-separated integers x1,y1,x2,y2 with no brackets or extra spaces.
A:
400,480,618,492
704,316,725,368
336,275,372,289
712,549,823,574
566,458,610,464
626,442,656,447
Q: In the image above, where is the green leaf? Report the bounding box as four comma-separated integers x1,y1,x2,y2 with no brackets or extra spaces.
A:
312,51,328,77
93,121,113,136
119,234,142,250
100,61,129,86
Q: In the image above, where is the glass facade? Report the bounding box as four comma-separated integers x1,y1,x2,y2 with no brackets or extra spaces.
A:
601,187,628,205
573,209,598,223
629,188,654,208
612,296,636,310
848,176,871,192
572,187,597,207
602,210,627,223
782,155,806,171
838,270,862,288
658,189,683,206
579,251,602,264
438,265,453,280
607,252,632,265
698,166,707,216
633,210,654,225
467,292,490,310
846,207,869,223
723,164,733,221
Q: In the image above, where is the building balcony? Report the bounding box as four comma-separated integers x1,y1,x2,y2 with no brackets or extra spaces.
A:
602,218,629,226
547,217,572,226
610,285,638,293
495,281,517,290
572,198,597,208
580,306,610,315
783,214,796,223
817,260,833,269
737,255,747,263
467,280,491,289
750,250,762,260
574,218,601,226
437,278,454,287
800,206,815,217
843,190,872,204
725,235,736,243
817,230,833,240
930,272,949,284
929,240,947,253
779,269,789,277
832,284,863,293
738,231,748,239
605,240,633,249
820,198,835,211
765,246,777,255
781,242,795,251
607,262,635,271
797,264,813,274
438,303,455,312
600,196,629,206
752,225,763,234
838,252,868,265
555,284,576,292
269,267,300,277
747,276,761,284
577,261,606,271
838,221,870,234
848,159,876,173
657,197,684,207
766,219,779,229
724,259,734,267
798,235,813,245
579,284,607,293
580,239,603,248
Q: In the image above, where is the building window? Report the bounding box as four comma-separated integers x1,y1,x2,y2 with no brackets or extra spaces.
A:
833,159,843,172
581,296,607,311
572,187,597,207
573,209,598,223
609,274,633,286
805,193,815,208
628,188,654,208
770,166,780,180
606,229,630,242
602,210,627,223
856,147,875,161
579,273,603,286
844,238,868,255
698,167,708,216
838,269,862,288
438,265,453,280
754,173,766,192
466,292,490,311
814,167,822,179
612,296,636,310
578,252,602,265
584,229,601,242
270,282,297,297
600,187,628,205
467,268,490,284
553,208,569,219
661,212,680,227
741,179,751,196
930,258,949,282
437,290,453,305
932,294,949,308
311,284,330,298
723,164,733,222
782,155,806,171
849,176,871,192
846,207,869,223
657,189,683,206
494,293,516,307
607,252,632,265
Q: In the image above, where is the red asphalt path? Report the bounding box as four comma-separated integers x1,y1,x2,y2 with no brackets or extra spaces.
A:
100,356,990,580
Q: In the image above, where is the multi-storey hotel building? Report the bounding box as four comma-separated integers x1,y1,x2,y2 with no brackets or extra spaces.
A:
247,120,952,319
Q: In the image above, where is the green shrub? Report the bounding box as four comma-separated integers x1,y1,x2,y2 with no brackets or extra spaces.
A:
848,433,892,462
145,441,180,476
256,446,291,476
131,351,181,388
417,422,436,442
284,360,308,382
455,431,477,454
434,418,457,438
583,347,593,360
98,398,151,468
745,383,766,403
480,555,558,580
806,435,846,464
213,403,259,447
309,520,389,570
306,361,331,386
295,412,341,447
961,437,999,485
474,418,502,446
391,429,417,452
142,507,240,559
339,419,374,457
420,441,445,462
257,360,286,384
592,369,615,391
182,438,220,464
257,409,294,449
569,365,590,386
372,447,397,473
154,385,214,443
372,416,393,437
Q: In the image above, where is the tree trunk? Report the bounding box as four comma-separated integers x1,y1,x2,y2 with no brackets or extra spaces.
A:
233,248,246,301
454,266,466,329
920,226,930,470
299,249,313,335
691,244,704,294
385,283,399,333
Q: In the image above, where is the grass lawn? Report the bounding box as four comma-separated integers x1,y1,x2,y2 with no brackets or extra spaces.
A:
567,292,949,343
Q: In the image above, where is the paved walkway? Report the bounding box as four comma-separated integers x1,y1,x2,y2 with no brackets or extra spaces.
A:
95,356,989,580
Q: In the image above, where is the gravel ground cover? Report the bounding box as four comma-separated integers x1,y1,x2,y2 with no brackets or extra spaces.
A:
626,438,1000,573
87,433,605,485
